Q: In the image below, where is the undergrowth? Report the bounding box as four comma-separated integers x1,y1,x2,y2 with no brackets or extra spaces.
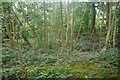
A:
2,47,119,78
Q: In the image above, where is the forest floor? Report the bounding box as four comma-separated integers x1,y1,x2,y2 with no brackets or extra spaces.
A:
2,47,119,78
2,32,119,78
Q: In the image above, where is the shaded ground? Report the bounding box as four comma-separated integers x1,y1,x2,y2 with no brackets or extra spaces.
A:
2,47,119,78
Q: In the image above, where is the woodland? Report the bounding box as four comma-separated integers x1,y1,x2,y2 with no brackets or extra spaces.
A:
1,1,120,79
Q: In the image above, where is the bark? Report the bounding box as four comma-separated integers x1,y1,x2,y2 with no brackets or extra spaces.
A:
70,0,75,51
2,3,13,47
90,3,96,34
43,1,48,50
34,2,38,64
106,2,109,29
11,3,16,47
108,15,114,48
102,3,112,52
60,1,64,52
65,0,69,49
113,3,119,48
113,25,116,48
99,2,104,50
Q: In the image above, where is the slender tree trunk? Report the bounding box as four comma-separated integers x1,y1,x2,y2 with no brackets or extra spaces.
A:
43,1,48,50
113,3,118,48
34,2,38,64
55,0,59,48
11,3,16,47
102,3,112,52
106,2,109,29
60,1,64,52
36,3,41,47
90,3,96,34
99,2,104,50
70,0,75,51
65,0,69,49
2,3,13,47
116,2,120,54
113,4,117,48
108,15,115,48
113,25,116,48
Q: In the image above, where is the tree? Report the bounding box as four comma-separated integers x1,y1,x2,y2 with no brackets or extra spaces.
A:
99,2,104,50
60,1,64,52
2,3,14,47
115,2,120,50
65,0,69,49
102,3,112,52
90,3,96,34
33,2,38,64
112,2,118,48
106,2,109,29
70,0,75,51
43,1,48,50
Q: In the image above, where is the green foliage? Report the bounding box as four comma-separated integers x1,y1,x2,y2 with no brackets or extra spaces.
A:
2,2,119,79
2,47,18,68
75,40,93,51
2,46,119,78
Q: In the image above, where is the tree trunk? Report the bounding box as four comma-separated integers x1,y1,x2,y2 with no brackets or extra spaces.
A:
113,3,118,48
99,2,104,50
70,0,75,51
60,1,64,52
34,2,38,65
109,13,115,48
65,0,69,49
106,2,109,29
11,3,16,47
90,3,96,34
43,1,48,50
2,3,13,47
102,3,112,52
